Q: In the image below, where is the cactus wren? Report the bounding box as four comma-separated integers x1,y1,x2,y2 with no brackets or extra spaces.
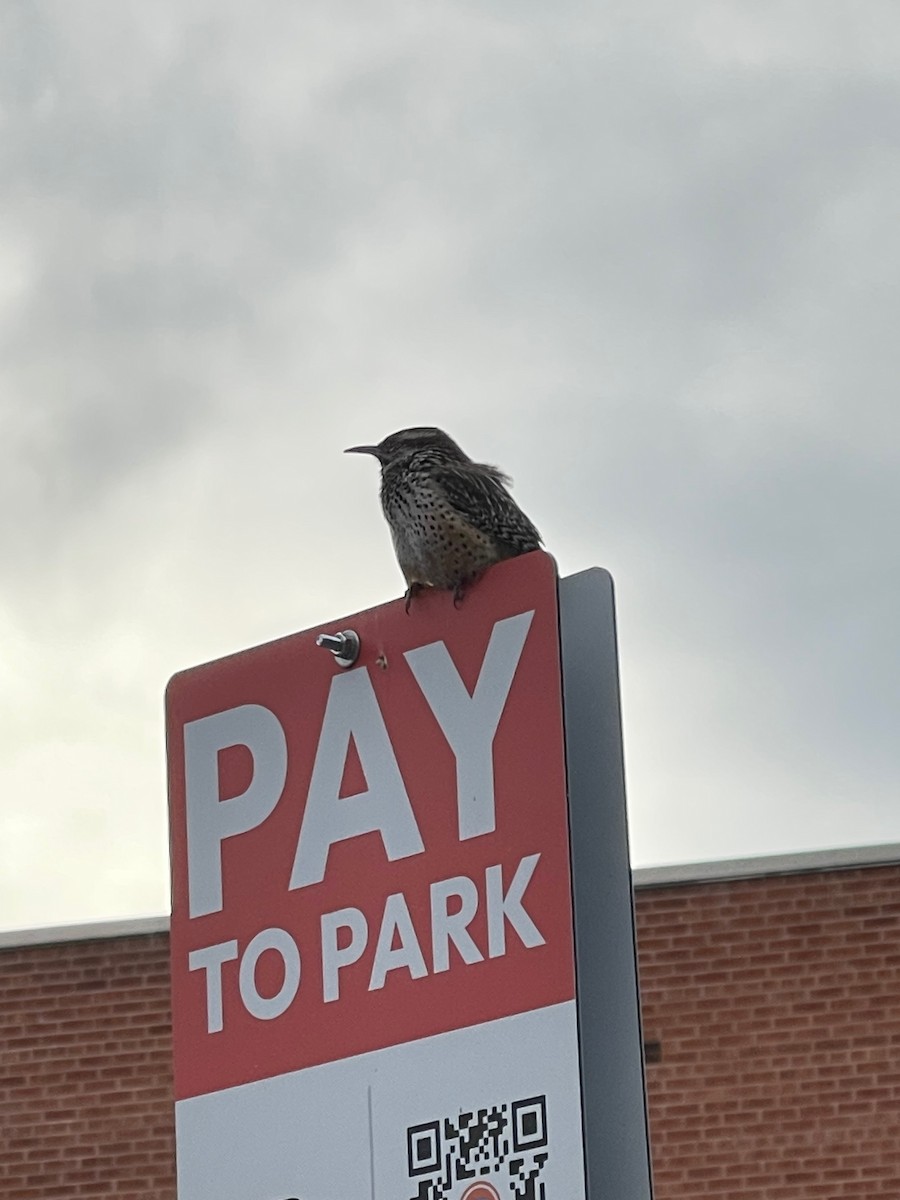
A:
345,427,542,609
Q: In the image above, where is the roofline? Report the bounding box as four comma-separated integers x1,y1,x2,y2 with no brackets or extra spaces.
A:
632,842,900,888
0,914,169,950
2,843,900,950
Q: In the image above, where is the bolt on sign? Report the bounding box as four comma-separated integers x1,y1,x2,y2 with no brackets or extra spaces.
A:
166,551,653,1200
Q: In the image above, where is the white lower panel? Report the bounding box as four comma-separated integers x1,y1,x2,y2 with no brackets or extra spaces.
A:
176,1000,585,1200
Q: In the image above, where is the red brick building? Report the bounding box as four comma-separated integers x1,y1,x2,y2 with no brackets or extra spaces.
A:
2,844,899,1199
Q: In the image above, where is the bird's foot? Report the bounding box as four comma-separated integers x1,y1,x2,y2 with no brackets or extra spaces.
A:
452,568,486,608
404,582,426,614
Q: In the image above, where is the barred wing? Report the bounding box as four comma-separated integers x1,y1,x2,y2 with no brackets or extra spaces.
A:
435,462,542,554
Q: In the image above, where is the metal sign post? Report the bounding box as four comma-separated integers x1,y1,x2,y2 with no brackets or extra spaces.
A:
165,551,652,1199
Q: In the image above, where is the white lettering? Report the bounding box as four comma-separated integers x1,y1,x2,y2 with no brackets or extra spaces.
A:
290,671,424,889
430,875,484,972
486,854,544,957
368,893,428,991
321,907,369,1002
184,705,287,917
238,927,301,1021
188,940,238,1033
404,611,534,841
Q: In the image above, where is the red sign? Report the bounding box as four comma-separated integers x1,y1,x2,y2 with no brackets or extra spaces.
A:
166,550,574,1101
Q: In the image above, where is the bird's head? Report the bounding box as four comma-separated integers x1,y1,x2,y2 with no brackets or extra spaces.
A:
344,427,468,469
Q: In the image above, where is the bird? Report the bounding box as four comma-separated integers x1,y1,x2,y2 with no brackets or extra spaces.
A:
345,427,542,610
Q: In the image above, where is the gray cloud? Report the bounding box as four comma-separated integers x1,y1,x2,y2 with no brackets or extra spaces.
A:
1,0,899,927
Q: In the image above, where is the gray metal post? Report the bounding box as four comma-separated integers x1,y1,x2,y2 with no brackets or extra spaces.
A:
559,567,654,1199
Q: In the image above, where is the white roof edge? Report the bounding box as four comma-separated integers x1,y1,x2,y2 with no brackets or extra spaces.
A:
0,913,169,950
3,844,900,949
633,842,900,888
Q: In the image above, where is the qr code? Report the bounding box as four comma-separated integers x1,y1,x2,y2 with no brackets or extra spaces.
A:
406,1094,549,1200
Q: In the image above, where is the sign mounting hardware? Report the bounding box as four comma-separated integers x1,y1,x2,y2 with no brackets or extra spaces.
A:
315,629,361,668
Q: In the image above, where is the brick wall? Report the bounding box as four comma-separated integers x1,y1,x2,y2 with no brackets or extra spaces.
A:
0,933,174,1199
636,864,900,1199
2,864,898,1199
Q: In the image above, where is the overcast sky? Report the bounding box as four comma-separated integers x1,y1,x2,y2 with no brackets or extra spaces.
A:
2,1,899,931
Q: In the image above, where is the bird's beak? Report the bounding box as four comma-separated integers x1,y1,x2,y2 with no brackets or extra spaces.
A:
344,444,381,457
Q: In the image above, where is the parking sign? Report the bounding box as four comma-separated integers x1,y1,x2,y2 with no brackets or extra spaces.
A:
166,552,651,1199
